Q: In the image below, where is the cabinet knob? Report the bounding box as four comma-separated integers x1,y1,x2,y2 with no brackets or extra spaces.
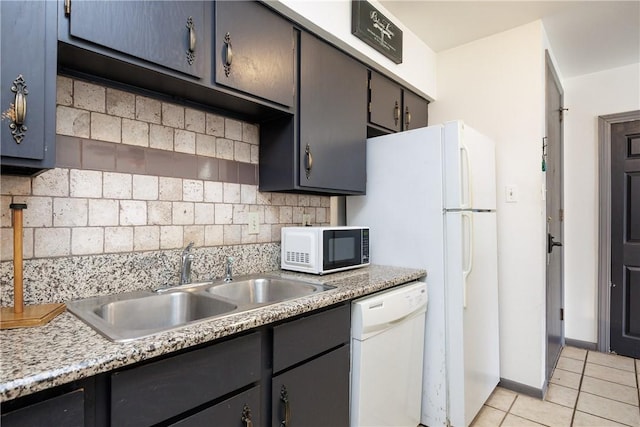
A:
241,403,253,427
186,17,196,65
224,32,233,77
7,75,28,144
304,144,313,179
393,101,400,127
280,385,291,427
405,106,412,129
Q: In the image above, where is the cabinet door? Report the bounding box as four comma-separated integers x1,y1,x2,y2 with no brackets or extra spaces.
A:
170,385,261,427
215,1,294,107
1,388,85,427
273,304,350,373
272,345,350,427
111,332,261,426
299,32,367,194
1,0,56,174
66,1,205,78
403,90,429,131
369,71,402,132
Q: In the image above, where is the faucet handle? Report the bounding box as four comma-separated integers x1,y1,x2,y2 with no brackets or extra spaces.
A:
226,256,234,265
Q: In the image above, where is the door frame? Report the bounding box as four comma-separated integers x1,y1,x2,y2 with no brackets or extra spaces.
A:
597,110,640,352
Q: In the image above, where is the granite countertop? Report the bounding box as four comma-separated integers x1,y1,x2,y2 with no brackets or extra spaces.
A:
0,265,425,402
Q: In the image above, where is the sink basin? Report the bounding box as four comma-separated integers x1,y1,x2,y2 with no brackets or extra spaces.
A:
205,277,333,305
67,291,237,342
96,292,237,331
67,274,333,342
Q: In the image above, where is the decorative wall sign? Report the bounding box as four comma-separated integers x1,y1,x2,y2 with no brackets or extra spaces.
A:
351,0,403,64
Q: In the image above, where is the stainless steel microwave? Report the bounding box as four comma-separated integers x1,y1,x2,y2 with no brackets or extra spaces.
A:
281,226,370,275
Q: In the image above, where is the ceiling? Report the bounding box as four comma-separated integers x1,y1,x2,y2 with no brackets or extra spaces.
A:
378,1,640,78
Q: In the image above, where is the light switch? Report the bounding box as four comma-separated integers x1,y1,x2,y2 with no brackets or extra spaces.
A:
248,212,259,234
505,185,519,203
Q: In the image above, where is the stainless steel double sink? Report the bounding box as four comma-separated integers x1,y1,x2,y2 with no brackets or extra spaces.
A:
67,275,334,342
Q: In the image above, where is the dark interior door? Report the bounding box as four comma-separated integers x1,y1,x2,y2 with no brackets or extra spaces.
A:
610,119,640,358
545,53,564,381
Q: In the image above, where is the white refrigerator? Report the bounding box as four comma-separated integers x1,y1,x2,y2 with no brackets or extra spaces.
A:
347,121,500,427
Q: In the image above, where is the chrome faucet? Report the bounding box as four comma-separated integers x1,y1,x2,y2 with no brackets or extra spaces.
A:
180,242,195,285
224,256,234,282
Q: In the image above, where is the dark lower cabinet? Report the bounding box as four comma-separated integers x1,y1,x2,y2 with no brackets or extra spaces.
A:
1,388,85,427
272,346,350,427
110,332,261,427
271,304,351,427
170,385,262,427
1,0,57,175
1,304,351,426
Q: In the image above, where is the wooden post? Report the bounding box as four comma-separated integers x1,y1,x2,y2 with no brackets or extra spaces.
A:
1,202,65,329
10,203,26,314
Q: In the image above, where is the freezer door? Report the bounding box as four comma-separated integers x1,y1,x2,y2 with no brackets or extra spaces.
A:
445,211,500,426
443,121,497,211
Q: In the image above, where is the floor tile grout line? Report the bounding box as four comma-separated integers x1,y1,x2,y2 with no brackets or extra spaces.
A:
585,359,637,374
579,389,640,409
497,392,519,427
568,352,588,427
581,371,640,390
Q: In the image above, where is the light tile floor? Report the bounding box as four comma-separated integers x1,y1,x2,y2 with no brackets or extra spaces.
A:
471,347,640,427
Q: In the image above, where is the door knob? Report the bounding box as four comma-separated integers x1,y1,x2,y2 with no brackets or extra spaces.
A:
547,233,562,254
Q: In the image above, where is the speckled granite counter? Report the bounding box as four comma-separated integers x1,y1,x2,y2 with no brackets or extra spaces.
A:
0,265,425,402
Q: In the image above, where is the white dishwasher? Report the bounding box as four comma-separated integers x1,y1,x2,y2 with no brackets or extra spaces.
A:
350,281,428,427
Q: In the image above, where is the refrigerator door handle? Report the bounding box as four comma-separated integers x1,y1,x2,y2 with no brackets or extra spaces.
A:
460,143,472,209
461,211,474,308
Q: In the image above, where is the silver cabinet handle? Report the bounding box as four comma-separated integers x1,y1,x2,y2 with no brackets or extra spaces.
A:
8,75,28,144
186,17,196,65
304,144,313,179
241,403,253,427
280,385,291,427
393,100,400,126
224,32,233,77
405,106,412,129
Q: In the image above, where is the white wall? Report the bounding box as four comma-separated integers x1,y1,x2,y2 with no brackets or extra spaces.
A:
563,63,640,344
270,0,437,99
429,21,549,390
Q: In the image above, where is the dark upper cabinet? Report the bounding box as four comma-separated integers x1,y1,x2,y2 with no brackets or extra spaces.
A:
63,1,206,79
1,0,57,175
369,70,429,134
260,31,367,195
404,89,429,130
298,32,367,194
215,1,294,107
369,71,403,132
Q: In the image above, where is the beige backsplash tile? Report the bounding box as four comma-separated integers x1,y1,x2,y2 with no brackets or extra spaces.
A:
106,87,135,119
1,76,328,306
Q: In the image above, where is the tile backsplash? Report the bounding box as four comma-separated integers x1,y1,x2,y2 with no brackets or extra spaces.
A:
0,76,330,305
